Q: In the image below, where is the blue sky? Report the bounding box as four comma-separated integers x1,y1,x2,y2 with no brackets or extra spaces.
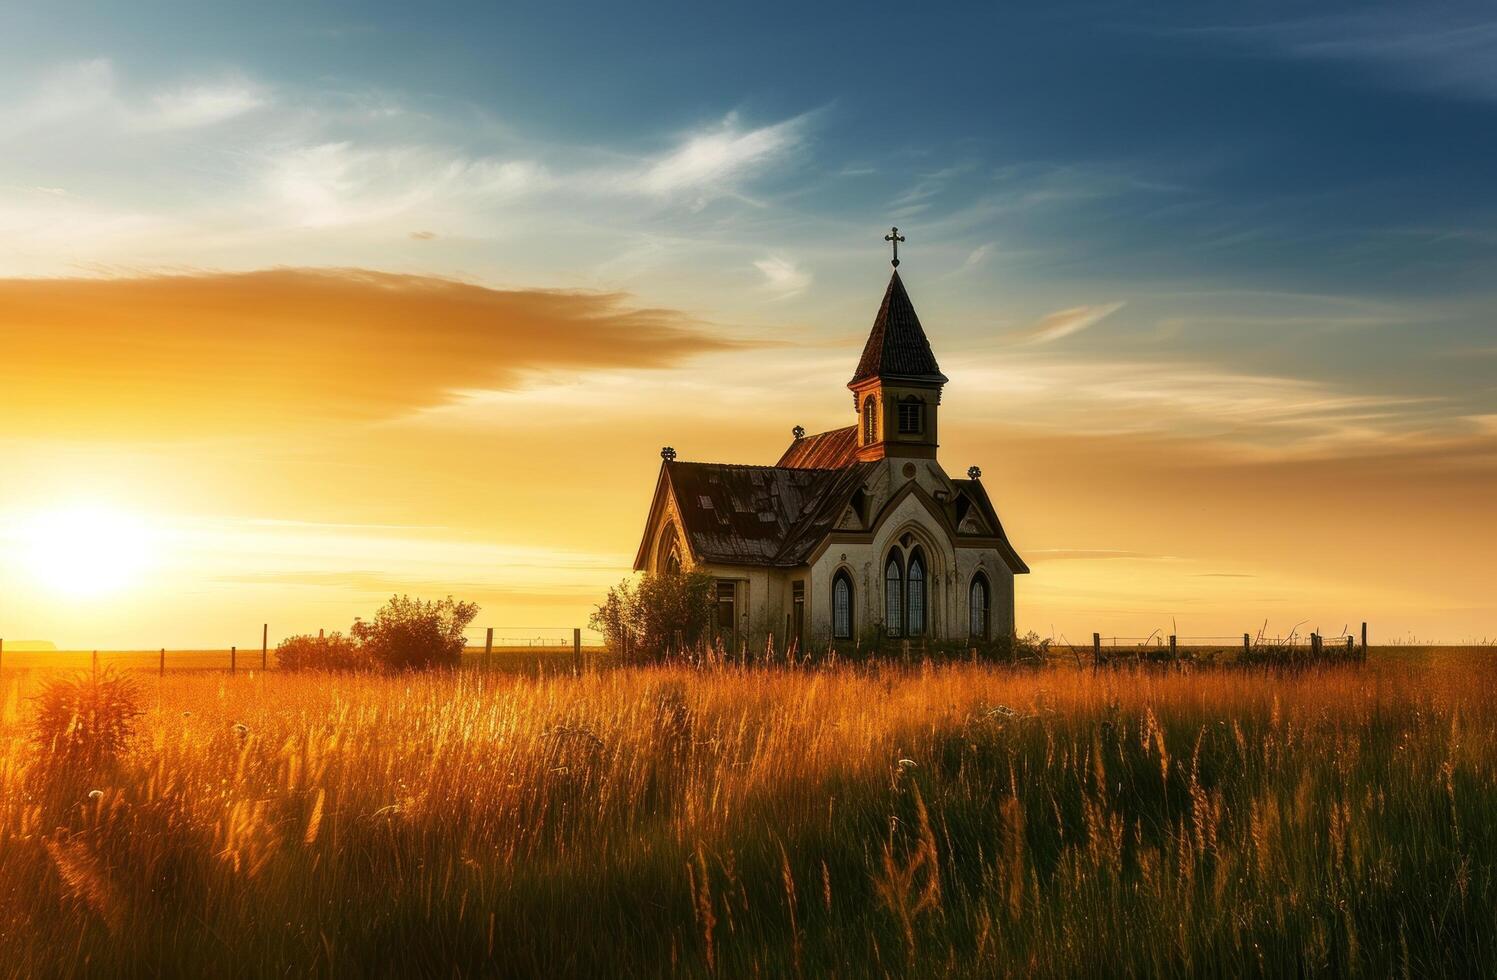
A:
2,1,1496,642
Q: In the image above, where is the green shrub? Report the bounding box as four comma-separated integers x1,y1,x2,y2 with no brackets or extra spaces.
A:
590,571,714,660
351,595,478,671
275,632,369,672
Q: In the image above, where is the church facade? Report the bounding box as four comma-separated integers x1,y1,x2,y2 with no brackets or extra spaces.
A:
633,263,1027,652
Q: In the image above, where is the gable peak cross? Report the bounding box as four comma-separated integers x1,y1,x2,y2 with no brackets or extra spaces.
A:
884,226,905,267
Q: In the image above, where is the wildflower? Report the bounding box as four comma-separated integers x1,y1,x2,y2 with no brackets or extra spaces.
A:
87,789,104,801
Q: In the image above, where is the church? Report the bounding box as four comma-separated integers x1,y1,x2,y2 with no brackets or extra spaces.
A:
634,236,1027,652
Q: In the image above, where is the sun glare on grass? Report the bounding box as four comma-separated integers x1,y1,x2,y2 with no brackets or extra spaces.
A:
17,503,156,597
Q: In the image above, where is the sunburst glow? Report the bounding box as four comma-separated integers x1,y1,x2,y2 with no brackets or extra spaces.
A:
17,503,157,598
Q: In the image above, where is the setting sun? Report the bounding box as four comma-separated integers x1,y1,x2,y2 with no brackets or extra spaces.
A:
16,503,156,598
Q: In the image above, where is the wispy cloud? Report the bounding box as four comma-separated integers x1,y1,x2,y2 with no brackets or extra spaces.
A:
753,254,812,298
1026,549,1173,562
5,58,267,133
1186,10,1497,102
951,352,1451,459
139,78,267,130
1012,301,1125,345
261,142,549,229
628,112,809,206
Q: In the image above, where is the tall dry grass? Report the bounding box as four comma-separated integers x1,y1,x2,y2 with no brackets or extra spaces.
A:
0,649,1493,977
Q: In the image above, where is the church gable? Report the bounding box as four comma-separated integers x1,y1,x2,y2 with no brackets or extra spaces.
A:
956,508,991,535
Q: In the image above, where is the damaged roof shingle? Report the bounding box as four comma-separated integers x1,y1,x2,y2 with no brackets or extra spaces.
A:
665,461,875,566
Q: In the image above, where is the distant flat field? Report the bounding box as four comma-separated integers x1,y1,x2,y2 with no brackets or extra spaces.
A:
0,646,610,673
0,645,1480,673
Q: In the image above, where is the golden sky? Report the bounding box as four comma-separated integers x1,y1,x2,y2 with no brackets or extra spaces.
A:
4,13,1497,646
2,266,1493,647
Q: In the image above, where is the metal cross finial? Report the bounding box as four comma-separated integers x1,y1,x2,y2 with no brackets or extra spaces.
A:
884,226,905,267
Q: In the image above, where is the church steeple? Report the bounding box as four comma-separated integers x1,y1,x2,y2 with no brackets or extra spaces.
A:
848,259,947,462
848,271,948,388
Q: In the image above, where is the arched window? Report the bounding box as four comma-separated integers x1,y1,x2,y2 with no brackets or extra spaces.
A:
659,521,682,574
862,396,878,445
884,553,903,637
969,573,990,640
832,571,854,640
906,549,926,637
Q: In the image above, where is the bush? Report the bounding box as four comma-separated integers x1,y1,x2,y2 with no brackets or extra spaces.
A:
590,571,714,660
32,668,143,766
275,632,369,672
351,594,478,671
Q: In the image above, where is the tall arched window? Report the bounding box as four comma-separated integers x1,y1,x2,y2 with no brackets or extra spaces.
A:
862,396,878,445
969,573,990,640
884,553,903,637
659,521,682,574
832,571,854,640
906,549,926,637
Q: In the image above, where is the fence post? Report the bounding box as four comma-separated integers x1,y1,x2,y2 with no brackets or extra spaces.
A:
1360,622,1368,659
1092,632,1101,668
160,647,165,677
573,627,581,672
231,645,236,674
262,623,268,670
1169,635,1177,660
1243,633,1250,656
483,628,493,671
92,650,98,681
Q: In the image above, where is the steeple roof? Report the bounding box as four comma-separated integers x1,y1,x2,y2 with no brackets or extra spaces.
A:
848,270,948,387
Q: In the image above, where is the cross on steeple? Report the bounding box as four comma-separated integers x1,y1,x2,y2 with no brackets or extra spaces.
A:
884,226,905,267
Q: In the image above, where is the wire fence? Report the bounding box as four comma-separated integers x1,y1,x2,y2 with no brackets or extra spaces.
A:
0,624,607,675
0,622,1370,673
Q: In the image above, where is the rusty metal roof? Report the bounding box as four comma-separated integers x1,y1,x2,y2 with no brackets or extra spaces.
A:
663,461,875,566
849,271,948,387
775,425,858,469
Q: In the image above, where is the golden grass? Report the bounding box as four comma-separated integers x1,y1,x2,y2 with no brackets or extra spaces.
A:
1,648,1494,976
4,646,607,674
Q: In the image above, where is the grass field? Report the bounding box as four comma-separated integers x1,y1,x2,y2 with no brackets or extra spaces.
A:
1,647,1493,977
2,645,608,675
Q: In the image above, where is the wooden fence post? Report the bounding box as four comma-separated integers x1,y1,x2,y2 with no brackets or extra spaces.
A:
1361,622,1368,659
483,627,493,671
1169,635,1177,660
261,623,268,670
160,647,165,677
231,645,236,674
573,627,582,672
1243,633,1251,656
1092,632,1101,668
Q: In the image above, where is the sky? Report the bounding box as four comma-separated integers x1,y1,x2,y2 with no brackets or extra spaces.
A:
1,0,1495,647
